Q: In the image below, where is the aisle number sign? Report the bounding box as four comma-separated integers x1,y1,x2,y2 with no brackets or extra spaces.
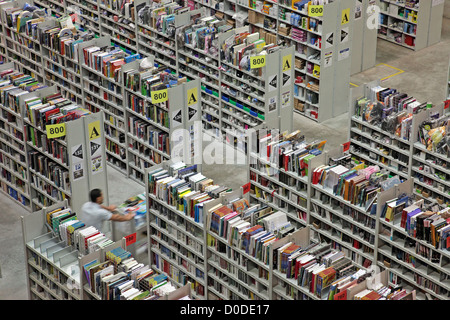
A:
250,55,266,69
242,182,251,194
46,123,66,139
308,5,323,17
152,88,168,104
125,232,137,246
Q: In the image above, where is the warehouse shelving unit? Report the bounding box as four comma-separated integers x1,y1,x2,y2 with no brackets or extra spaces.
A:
376,178,450,300
351,0,378,75
20,85,108,214
190,0,356,122
145,161,208,300
55,0,353,124
0,0,45,83
349,80,450,210
0,62,34,210
21,201,82,300
144,159,375,300
0,1,206,185
378,0,444,51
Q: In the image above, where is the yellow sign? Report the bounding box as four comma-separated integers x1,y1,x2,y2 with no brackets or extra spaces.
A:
353,163,365,171
282,54,292,72
46,123,66,139
313,64,320,78
256,41,266,52
341,8,350,25
88,120,101,141
250,55,266,69
308,5,323,17
152,88,168,104
187,87,198,106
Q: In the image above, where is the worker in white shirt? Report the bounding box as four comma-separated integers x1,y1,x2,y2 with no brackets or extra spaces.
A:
81,188,135,233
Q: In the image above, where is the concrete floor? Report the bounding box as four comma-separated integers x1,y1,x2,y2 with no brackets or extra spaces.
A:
1,2,449,299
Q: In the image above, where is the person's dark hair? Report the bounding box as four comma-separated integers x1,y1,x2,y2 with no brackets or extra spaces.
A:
90,189,102,203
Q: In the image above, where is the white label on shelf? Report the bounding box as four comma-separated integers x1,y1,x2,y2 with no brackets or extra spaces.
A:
341,27,349,43
355,0,362,20
268,74,277,92
281,91,290,108
324,52,333,68
268,96,277,113
325,32,334,48
90,141,103,175
338,48,350,61
432,0,444,6
71,144,84,181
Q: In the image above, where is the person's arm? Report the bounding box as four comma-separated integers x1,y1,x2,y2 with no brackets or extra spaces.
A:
109,212,135,222
101,204,117,212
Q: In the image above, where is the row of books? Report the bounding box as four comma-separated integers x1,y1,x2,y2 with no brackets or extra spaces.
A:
129,140,166,165
136,0,190,31
45,205,75,236
354,86,429,140
101,0,134,15
83,44,127,79
28,149,69,177
313,160,391,213
254,129,325,177
330,271,417,300
27,125,65,155
276,240,362,298
44,202,185,300
221,29,284,72
84,247,181,300
128,116,170,154
132,96,171,129
0,181,28,204
121,57,180,99
0,150,27,176
152,251,205,297
417,110,450,157
43,24,92,63
148,162,230,223
140,71,179,99
31,176,69,202
105,138,126,159
25,91,90,129
0,68,47,115
397,199,450,250
1,169,28,193
209,207,296,266
3,3,41,31
122,63,155,93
